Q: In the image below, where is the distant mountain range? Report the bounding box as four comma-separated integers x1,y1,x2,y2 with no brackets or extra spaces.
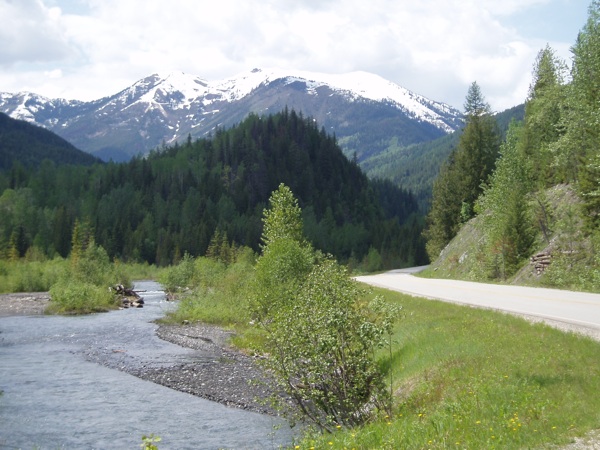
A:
0,69,464,162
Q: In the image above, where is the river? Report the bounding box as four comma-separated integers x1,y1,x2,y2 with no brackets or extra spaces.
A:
0,281,293,449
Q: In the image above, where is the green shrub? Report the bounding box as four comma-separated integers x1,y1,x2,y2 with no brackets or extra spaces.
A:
0,258,68,294
165,258,251,326
48,280,117,314
191,257,226,288
158,253,196,294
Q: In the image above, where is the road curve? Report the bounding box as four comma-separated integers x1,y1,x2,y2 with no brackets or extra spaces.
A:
355,268,600,335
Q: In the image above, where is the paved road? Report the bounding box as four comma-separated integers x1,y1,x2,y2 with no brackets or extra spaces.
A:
356,268,600,333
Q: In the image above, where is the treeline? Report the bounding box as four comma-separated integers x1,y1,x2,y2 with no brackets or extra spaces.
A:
0,108,427,267
424,1,600,279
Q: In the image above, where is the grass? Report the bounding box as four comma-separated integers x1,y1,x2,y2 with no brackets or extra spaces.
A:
0,258,67,293
298,287,600,449
159,256,600,448
0,257,162,315
159,257,254,328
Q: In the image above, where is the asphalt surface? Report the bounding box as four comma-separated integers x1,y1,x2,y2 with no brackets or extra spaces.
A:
356,268,600,333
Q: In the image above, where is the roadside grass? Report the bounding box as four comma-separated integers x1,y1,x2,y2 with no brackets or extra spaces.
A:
299,286,600,449
161,256,600,449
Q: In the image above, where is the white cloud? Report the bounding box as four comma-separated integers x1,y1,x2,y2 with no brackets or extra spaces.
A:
0,0,588,110
0,0,73,65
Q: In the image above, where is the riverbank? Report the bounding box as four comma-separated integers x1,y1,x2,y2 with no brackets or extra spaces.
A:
132,322,283,416
0,292,50,317
0,292,283,417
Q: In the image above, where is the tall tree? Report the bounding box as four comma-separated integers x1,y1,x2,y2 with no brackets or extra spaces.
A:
521,45,567,185
475,122,534,278
565,0,600,227
424,82,500,259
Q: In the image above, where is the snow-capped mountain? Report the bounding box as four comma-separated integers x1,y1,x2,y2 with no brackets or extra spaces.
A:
0,68,463,162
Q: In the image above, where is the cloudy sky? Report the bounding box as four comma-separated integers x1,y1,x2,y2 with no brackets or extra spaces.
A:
0,0,590,111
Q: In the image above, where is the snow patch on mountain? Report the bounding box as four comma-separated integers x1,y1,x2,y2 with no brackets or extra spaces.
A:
1,68,460,133
180,68,457,132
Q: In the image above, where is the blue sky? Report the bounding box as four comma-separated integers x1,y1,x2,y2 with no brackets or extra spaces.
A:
0,0,591,111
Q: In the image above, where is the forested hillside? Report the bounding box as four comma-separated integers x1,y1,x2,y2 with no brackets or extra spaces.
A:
361,104,524,210
0,112,100,170
0,109,426,268
423,2,600,291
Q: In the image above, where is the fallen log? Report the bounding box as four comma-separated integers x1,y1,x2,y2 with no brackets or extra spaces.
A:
111,284,144,308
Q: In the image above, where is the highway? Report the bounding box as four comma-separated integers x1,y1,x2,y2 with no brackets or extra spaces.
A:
356,267,600,337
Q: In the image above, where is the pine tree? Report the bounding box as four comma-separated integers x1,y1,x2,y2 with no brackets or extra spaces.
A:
568,0,600,227
424,82,500,259
521,45,567,185
475,122,534,278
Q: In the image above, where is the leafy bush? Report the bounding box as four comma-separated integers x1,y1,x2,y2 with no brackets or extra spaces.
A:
251,184,398,430
47,279,117,314
158,252,196,294
47,240,123,314
191,257,226,288
262,257,396,430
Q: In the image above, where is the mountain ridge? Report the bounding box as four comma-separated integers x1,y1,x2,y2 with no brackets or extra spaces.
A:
0,112,100,170
0,68,463,162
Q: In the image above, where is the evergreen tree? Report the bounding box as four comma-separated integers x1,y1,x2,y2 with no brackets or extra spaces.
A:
475,122,534,278
562,0,600,227
424,82,500,259
521,45,567,185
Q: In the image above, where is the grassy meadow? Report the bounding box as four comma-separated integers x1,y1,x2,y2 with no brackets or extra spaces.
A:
300,287,600,449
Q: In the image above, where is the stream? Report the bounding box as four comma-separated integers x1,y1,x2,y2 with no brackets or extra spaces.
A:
0,281,293,449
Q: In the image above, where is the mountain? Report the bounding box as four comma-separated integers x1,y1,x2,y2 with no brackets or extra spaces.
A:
0,69,463,162
0,110,427,267
0,112,101,170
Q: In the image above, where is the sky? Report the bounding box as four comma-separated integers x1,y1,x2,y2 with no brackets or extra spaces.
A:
0,0,591,111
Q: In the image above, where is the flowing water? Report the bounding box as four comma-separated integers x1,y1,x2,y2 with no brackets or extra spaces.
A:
0,281,293,449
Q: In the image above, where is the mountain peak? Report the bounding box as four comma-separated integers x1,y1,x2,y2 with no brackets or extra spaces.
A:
0,68,463,163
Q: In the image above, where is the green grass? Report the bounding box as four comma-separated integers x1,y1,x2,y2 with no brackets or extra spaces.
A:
298,287,600,449
160,258,254,329
0,258,68,293
47,279,120,314
162,256,600,448
0,257,162,315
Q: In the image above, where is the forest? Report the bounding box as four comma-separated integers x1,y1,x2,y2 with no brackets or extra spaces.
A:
0,108,427,268
0,112,100,170
424,0,600,286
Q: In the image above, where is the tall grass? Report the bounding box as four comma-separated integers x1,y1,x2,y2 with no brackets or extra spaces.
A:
0,258,67,293
161,256,254,328
0,250,161,314
300,287,600,449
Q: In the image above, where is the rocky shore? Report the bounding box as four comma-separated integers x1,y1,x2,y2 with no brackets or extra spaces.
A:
132,322,284,416
0,292,50,317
